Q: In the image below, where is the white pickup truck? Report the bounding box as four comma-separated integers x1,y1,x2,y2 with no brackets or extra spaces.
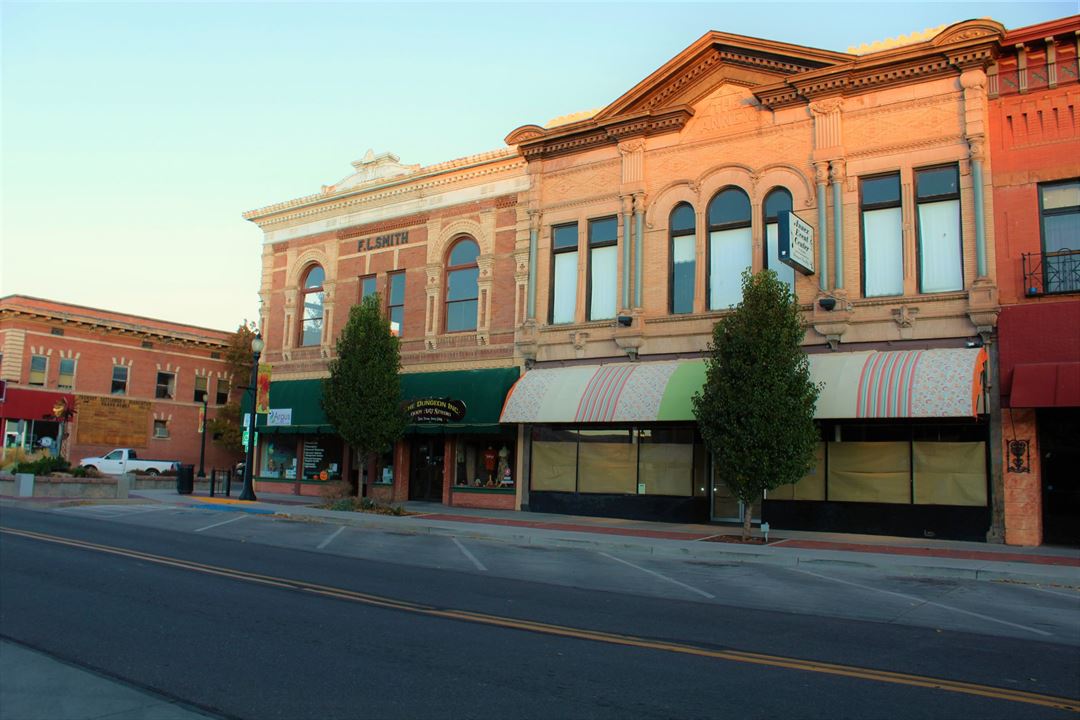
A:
79,449,179,476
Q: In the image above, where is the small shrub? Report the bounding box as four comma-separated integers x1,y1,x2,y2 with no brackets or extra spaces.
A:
12,454,71,476
71,466,89,478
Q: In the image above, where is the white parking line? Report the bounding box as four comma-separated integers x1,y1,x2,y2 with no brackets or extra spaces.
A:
317,526,346,550
193,515,246,533
792,568,1052,637
598,552,715,599
1025,584,1080,601
452,537,487,572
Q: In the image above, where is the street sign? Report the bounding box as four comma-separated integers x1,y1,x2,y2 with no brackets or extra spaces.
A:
778,210,815,276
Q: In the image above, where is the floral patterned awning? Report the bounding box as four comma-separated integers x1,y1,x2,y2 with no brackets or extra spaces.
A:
498,348,988,424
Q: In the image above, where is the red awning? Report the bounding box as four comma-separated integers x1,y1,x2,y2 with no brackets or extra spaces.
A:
0,387,76,421
1010,362,1080,408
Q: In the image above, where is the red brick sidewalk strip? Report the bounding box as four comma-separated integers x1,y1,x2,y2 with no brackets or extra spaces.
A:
772,540,1080,567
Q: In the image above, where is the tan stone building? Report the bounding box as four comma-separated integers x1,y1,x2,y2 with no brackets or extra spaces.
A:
243,150,528,507
500,20,1005,539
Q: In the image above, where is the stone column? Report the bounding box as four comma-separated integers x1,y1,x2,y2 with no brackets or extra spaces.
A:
424,262,442,349
814,161,830,293
476,253,495,344
633,192,645,309
830,159,846,291
526,210,540,321
621,195,632,311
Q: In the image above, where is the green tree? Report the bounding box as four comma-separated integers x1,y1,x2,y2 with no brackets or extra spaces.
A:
208,324,258,454
323,295,406,494
692,269,820,540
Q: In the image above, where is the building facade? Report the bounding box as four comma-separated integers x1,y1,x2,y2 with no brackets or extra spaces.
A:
988,16,1080,546
499,20,1004,540
0,296,241,473
243,150,527,506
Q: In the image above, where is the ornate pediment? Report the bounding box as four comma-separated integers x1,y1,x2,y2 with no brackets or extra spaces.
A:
321,150,420,194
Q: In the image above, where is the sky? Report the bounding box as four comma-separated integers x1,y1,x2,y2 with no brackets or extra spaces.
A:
2,1,1075,332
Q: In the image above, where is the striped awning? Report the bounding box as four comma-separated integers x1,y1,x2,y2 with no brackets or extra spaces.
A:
498,348,988,424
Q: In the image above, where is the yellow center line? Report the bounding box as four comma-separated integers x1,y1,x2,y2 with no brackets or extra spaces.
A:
2,526,1076,712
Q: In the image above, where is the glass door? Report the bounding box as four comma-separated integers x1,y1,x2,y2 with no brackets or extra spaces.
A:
708,452,760,524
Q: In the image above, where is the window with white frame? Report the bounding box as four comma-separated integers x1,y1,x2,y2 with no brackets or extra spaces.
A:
916,165,963,293
551,223,578,324
58,358,76,390
29,355,47,386
153,420,169,439
707,188,753,310
155,371,175,400
670,203,696,314
216,377,230,405
1039,179,1080,294
111,366,129,395
587,216,618,320
763,188,796,297
300,264,325,346
860,173,904,297
388,271,406,337
194,375,208,403
445,238,479,333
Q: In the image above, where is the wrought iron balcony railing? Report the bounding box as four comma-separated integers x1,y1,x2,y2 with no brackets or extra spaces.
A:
1022,248,1080,296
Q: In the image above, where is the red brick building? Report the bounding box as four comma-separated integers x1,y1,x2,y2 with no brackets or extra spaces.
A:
989,16,1080,546
0,296,242,474
242,150,527,506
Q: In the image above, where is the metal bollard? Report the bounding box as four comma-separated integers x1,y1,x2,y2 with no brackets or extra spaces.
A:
224,469,232,498
209,469,216,497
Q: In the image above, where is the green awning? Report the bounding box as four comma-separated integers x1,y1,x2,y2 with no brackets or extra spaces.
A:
243,379,335,435
401,367,520,435
243,367,520,436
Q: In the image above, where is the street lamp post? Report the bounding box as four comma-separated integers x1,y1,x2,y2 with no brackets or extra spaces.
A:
239,333,264,502
197,394,209,478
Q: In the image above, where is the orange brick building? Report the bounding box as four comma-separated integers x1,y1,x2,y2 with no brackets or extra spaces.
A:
0,296,242,474
500,20,1005,539
243,151,527,506
988,16,1080,546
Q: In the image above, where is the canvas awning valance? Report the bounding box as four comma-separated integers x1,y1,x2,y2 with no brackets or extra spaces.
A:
498,348,988,424
247,379,335,435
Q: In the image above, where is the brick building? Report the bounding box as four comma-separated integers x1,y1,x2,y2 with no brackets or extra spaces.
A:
0,296,242,474
988,16,1080,546
500,19,1005,539
242,150,527,506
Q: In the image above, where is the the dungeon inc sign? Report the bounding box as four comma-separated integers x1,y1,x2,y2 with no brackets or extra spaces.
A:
404,398,467,423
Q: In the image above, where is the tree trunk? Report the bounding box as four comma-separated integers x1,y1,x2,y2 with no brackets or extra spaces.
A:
742,505,753,542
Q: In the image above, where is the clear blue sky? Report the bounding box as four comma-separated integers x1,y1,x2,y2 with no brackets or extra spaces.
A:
2,1,1074,331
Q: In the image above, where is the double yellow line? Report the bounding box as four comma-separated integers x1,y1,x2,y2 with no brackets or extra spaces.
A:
3,526,1076,712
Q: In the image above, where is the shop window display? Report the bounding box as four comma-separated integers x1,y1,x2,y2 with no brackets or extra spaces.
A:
301,436,343,481
260,440,298,480
455,437,515,488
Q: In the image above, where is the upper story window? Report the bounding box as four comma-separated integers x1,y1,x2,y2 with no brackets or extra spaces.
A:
29,355,47,386
445,238,479,333
216,377,230,405
301,264,325,346
111,366,129,395
388,271,405,337
155,371,175,400
587,216,618,320
58,358,76,390
1039,179,1080,294
763,188,796,297
194,375,208,403
860,173,904,297
551,223,579,324
670,203,696,314
360,275,377,302
916,165,963,293
707,187,752,310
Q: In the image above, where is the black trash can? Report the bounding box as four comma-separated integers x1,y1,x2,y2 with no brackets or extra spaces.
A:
176,464,195,495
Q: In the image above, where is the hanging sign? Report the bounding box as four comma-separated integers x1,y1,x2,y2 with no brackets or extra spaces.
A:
267,408,293,426
404,398,467,423
198,404,205,434
255,364,272,414
778,210,815,276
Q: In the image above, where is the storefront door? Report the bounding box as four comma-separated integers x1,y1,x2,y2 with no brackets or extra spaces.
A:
708,453,760,524
409,437,444,502
1040,408,1080,546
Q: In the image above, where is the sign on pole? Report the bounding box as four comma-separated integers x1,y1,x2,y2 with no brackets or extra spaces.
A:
778,210,815,276
255,364,271,415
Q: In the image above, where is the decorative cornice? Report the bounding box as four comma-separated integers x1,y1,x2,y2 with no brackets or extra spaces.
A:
510,107,694,161
0,305,230,349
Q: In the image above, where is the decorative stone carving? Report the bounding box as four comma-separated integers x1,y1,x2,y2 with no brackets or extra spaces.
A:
892,305,919,340
829,159,846,184
967,278,1000,341
813,161,830,186
968,135,986,162
570,331,589,351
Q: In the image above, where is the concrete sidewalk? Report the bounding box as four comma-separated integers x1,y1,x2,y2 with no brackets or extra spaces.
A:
0,640,218,720
108,488,1080,588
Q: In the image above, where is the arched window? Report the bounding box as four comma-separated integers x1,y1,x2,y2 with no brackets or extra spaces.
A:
763,188,796,297
707,187,752,309
300,264,325,346
669,203,696,314
445,237,479,332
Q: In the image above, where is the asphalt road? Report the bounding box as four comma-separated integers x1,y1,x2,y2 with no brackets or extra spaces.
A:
1,504,1077,720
